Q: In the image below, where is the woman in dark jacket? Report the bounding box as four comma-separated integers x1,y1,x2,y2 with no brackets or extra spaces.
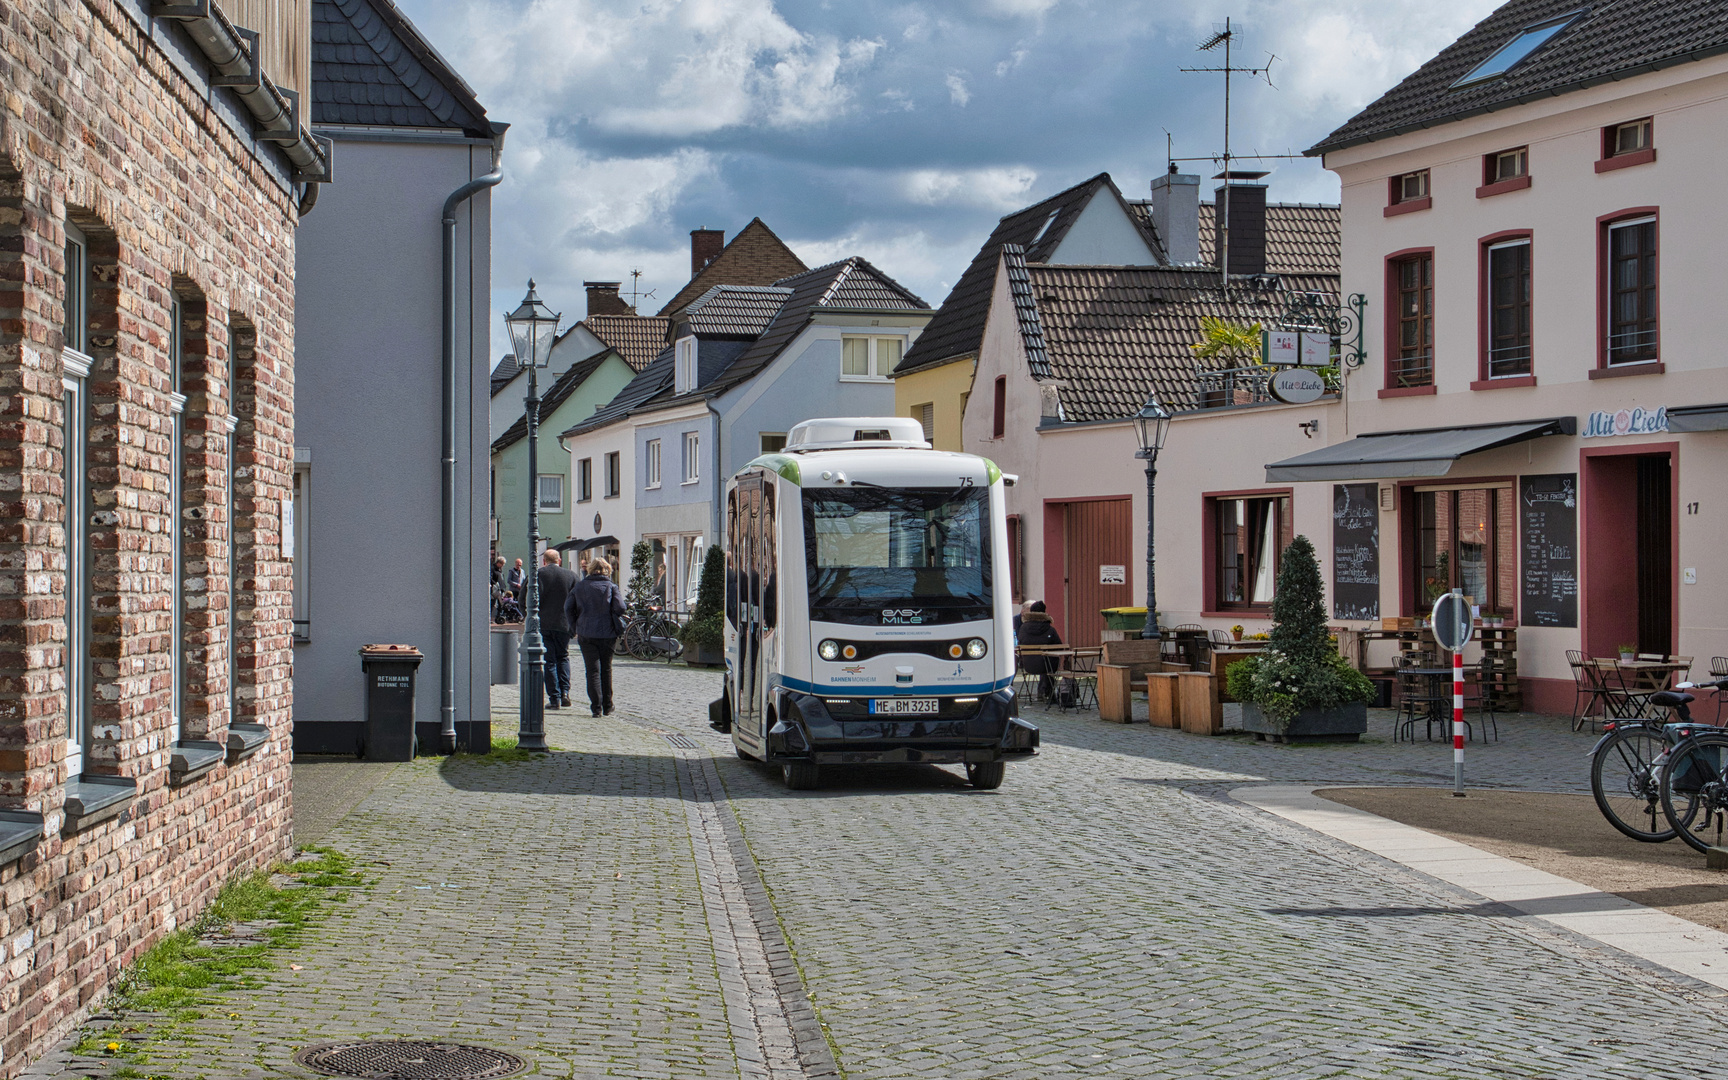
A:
565,558,628,716
1016,600,1062,701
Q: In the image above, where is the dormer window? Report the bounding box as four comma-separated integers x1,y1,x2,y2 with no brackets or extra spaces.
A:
675,335,696,394
1452,10,1584,89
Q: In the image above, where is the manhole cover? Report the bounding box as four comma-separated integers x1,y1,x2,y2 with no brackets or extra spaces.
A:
294,1040,526,1079
664,734,698,749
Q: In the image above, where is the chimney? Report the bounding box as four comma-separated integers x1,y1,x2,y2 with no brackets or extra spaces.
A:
1213,182,1268,278
1150,166,1201,265
584,281,633,317
690,228,724,278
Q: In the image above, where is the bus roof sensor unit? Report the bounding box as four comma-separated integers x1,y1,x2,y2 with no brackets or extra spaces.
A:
785,417,931,451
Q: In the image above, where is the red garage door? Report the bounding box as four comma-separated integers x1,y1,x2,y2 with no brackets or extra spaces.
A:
1059,498,1133,647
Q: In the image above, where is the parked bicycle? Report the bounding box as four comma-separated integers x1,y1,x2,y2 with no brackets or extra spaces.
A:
1590,687,1719,843
621,605,685,662
1654,678,1728,852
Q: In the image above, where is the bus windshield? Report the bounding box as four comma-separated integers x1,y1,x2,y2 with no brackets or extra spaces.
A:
804,487,992,626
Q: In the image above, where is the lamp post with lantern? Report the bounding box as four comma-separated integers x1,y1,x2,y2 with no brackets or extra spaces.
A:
504,280,561,752
1133,394,1173,641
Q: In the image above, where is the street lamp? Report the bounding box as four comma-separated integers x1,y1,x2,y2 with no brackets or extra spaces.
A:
505,280,561,752
1132,394,1172,641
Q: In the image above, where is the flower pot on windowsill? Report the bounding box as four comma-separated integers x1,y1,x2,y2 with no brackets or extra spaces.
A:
1239,701,1368,744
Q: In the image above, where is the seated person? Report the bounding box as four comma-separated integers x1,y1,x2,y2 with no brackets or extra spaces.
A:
1016,600,1062,701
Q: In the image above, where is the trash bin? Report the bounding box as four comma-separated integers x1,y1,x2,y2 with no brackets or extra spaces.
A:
1100,606,1151,631
490,625,520,685
359,644,422,761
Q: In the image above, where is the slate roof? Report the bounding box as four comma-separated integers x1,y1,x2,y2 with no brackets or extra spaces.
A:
656,220,808,321
681,286,793,338
897,174,1160,376
1309,0,1728,155
489,354,519,398
312,0,493,136
491,350,617,452
561,348,676,439
636,257,929,416
1024,265,1341,424
584,314,670,371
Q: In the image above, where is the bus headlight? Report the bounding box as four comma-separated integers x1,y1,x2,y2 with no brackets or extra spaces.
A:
818,640,840,661
966,638,988,659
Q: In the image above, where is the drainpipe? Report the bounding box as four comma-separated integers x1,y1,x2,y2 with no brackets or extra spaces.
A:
440,144,505,752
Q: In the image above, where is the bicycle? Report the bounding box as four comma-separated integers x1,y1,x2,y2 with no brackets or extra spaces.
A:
1591,704,1712,843
1654,678,1728,852
621,605,685,662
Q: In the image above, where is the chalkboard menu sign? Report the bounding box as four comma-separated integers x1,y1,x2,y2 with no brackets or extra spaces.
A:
1519,473,1578,628
1332,483,1379,621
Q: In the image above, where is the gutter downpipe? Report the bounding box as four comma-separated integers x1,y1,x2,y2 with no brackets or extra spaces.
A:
440,147,505,753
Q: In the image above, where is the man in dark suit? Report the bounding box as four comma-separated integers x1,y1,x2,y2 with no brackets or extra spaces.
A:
537,549,579,708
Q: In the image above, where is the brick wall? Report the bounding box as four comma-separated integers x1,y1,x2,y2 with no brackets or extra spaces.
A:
0,2,299,1073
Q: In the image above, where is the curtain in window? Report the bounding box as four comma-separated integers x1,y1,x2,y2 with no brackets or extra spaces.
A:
875,338,902,376
843,338,870,375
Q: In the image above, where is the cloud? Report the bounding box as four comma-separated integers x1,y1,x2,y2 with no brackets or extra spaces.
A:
789,226,982,305
945,72,971,106
979,0,1061,16
896,167,1037,209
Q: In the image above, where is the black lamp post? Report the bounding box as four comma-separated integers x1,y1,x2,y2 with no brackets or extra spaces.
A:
1132,394,1172,641
505,280,561,752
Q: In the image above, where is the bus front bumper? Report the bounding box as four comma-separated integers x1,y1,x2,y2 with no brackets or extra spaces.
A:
767,689,1038,765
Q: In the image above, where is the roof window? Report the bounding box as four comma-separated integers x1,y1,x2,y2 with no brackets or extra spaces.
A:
1451,10,1585,88
1030,209,1061,246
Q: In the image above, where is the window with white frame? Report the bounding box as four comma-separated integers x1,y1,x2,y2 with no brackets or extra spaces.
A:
915,403,935,442
682,431,700,484
63,221,92,775
759,432,787,453
538,474,564,511
841,335,904,379
675,336,697,393
291,463,310,642
169,295,186,743
645,439,662,488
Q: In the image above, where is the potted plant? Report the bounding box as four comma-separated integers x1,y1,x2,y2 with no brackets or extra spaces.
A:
680,545,726,667
1231,624,1244,642
1226,535,1375,743
1618,643,1637,662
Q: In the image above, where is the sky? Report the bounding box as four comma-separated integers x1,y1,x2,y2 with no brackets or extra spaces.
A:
390,0,1504,360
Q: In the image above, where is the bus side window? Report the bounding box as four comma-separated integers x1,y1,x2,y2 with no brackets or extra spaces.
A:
725,489,738,623
762,485,777,630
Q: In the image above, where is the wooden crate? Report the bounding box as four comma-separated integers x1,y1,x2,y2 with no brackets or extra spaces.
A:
1146,673,1181,728
1178,672,1223,735
1096,664,1137,723
1478,626,1521,711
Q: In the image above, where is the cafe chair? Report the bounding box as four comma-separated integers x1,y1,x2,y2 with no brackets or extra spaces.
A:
1460,658,1498,743
1712,657,1728,724
1566,649,1609,731
1392,657,1448,743
1209,628,1235,648
1668,655,1694,682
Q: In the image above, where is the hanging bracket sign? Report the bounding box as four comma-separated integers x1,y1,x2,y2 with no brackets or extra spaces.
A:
1262,330,1329,367
1268,367,1326,404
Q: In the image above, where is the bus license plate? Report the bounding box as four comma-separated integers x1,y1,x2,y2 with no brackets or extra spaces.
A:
872,698,938,715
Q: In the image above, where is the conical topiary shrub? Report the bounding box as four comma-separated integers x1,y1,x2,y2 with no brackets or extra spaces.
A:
680,544,726,654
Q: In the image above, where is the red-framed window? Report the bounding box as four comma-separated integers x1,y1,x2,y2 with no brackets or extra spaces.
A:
1406,482,1516,617
1384,249,1434,390
1203,489,1292,613
1385,170,1431,217
1597,117,1655,172
1480,231,1532,383
991,375,1006,438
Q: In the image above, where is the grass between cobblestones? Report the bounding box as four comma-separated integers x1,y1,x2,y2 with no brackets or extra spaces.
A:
70,848,364,1078
457,735,556,763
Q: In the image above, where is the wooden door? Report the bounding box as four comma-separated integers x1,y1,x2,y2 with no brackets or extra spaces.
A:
1062,499,1133,647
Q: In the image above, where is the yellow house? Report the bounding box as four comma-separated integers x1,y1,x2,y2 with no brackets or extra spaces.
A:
892,354,974,452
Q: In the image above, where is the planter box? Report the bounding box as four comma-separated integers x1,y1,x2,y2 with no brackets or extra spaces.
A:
1146,673,1181,728
1240,701,1368,743
1096,664,1136,723
1178,672,1222,735
684,642,723,668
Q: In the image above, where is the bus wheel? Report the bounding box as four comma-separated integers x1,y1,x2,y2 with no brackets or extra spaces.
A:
966,761,1006,790
735,743,754,761
782,760,820,790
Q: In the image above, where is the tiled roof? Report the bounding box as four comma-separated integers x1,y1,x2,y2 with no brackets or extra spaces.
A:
1026,266,1341,424
583,314,670,371
489,354,519,398
656,219,808,321
491,350,615,451
1125,200,1341,276
561,347,676,439
897,174,1160,375
1310,0,1728,155
636,257,927,416
1001,246,1053,381
311,0,493,136
682,286,792,338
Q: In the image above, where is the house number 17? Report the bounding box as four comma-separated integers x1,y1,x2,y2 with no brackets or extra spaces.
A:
1687,502,1701,515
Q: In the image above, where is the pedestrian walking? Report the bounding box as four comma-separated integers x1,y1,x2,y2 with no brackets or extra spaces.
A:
537,550,578,709
566,556,627,717
490,555,506,621
508,558,526,604
1016,600,1062,701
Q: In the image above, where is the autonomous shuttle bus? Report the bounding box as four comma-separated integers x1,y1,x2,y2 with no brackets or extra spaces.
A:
709,417,1039,790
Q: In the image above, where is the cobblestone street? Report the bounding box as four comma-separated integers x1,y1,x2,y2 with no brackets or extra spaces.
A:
28,661,1728,1079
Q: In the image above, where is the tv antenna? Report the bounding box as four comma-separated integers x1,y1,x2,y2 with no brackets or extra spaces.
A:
1178,17,1292,284
626,268,657,312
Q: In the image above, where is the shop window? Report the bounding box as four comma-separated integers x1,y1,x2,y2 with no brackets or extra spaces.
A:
1412,486,1516,615
1210,494,1292,610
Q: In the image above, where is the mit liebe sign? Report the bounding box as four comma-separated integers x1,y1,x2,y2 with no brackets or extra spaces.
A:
1581,406,1667,438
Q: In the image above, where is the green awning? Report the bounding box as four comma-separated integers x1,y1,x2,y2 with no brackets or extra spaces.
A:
1264,417,1576,483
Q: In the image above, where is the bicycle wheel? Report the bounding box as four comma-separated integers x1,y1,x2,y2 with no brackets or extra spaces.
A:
1659,731,1728,854
620,619,653,660
1590,726,1676,842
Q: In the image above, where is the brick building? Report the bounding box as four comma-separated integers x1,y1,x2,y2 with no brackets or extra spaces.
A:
0,1,326,1071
